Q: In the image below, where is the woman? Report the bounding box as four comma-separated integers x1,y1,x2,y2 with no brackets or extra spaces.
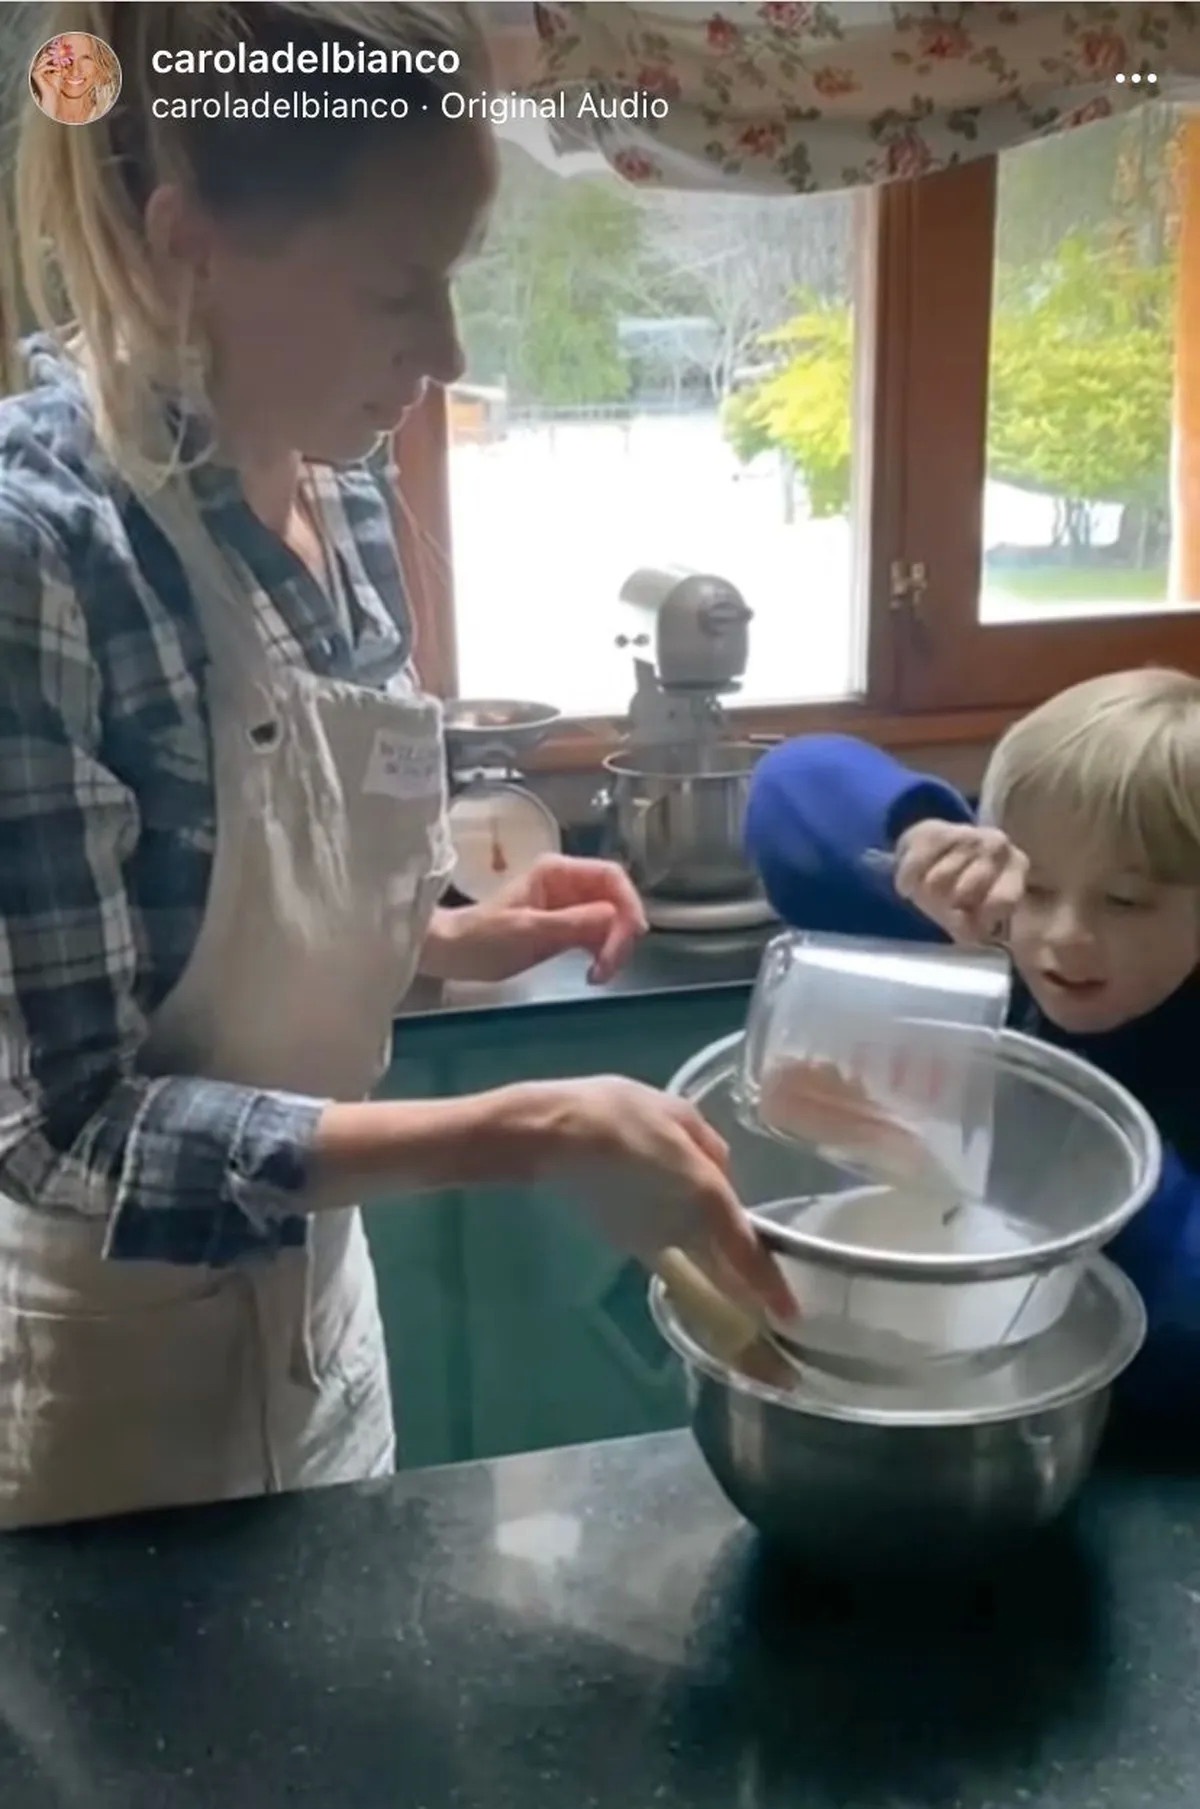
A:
28,29,120,124
0,1,789,1530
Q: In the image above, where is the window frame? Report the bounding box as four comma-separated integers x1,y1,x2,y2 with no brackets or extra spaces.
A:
392,139,1200,771
893,155,1200,714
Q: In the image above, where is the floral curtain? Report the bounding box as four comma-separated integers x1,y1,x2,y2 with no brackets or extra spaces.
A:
486,2,1200,194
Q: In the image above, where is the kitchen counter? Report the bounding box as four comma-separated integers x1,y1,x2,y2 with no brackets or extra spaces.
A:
2,1431,1200,1809
398,923,776,1017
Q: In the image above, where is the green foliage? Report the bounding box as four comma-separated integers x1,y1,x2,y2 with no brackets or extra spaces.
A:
450,143,849,411
988,237,1173,510
451,106,1182,543
454,158,640,406
723,304,852,517
723,111,1182,542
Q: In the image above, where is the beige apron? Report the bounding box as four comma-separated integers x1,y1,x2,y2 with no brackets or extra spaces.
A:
0,482,452,1528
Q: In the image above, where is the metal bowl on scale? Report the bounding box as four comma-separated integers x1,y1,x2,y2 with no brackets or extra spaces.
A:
441,698,562,775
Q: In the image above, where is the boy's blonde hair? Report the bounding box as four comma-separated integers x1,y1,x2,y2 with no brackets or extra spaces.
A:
2,2,486,484
980,667,1200,886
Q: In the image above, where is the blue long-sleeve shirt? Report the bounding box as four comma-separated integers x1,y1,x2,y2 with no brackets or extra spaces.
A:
745,733,1200,1423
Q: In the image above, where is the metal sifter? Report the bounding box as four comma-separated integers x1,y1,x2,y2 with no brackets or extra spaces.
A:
670,1018,1161,1382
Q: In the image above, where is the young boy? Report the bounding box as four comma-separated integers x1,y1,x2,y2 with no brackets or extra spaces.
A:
744,667,1200,1428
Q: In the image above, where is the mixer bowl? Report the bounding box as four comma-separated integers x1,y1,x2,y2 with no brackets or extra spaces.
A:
668,1031,1160,1375
598,741,766,901
649,1256,1145,1573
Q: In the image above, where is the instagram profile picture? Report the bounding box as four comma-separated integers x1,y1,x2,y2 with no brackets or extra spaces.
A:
29,32,121,126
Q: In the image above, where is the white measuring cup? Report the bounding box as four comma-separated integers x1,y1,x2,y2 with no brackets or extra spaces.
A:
735,932,1012,1204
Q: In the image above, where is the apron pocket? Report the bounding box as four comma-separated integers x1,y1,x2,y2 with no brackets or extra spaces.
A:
305,1213,389,1407
0,1285,259,1528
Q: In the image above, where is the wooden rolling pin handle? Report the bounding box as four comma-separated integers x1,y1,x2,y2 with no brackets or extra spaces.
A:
656,1247,762,1362
655,1247,800,1391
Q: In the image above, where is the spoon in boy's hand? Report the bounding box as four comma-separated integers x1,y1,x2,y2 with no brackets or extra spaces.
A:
862,847,1013,949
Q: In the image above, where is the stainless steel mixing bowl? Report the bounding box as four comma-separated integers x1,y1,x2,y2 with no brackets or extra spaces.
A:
649,1256,1145,1573
596,741,767,901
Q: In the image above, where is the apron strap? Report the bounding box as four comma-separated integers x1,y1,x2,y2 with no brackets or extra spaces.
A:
138,481,274,684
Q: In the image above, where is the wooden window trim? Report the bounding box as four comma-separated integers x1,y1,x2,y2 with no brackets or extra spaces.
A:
393,138,1200,772
894,155,1200,711
392,385,459,699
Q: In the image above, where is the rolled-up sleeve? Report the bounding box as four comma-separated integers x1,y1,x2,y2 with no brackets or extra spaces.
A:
0,503,324,1266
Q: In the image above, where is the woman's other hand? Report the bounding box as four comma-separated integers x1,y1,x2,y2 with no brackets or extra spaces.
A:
499,1073,795,1322
421,854,648,985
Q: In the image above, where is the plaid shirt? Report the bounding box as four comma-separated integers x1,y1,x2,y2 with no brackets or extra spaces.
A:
0,337,416,1266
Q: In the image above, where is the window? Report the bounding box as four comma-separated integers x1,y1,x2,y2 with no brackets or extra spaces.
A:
890,103,1200,715
446,138,870,714
984,108,1187,626
394,100,1200,753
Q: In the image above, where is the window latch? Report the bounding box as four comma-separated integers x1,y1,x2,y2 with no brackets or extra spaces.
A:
889,559,928,620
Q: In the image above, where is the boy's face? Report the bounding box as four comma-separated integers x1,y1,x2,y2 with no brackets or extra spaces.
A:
1004,808,1200,1035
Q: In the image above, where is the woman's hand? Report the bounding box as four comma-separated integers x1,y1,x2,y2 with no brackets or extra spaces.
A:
315,1073,793,1320
498,1074,796,1321
421,855,649,985
893,819,1027,946
30,56,59,117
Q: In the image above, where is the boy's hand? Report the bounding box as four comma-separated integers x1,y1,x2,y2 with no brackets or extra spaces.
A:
893,820,1027,946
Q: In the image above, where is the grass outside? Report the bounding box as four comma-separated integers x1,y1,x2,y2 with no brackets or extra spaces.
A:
983,564,1169,605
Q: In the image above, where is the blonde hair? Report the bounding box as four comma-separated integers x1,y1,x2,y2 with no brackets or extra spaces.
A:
4,2,486,486
981,667,1200,886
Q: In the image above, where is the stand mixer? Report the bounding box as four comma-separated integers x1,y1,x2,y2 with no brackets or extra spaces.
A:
617,566,750,751
597,567,778,933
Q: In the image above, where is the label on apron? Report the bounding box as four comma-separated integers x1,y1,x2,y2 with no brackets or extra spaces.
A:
362,728,444,801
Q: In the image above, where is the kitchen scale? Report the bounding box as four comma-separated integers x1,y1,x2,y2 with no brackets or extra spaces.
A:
442,700,564,902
